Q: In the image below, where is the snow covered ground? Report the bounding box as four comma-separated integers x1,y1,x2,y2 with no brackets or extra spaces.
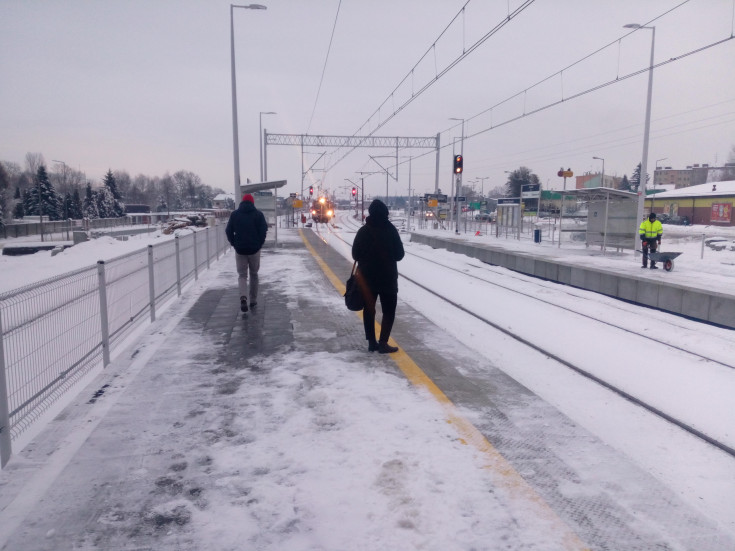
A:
1,217,734,548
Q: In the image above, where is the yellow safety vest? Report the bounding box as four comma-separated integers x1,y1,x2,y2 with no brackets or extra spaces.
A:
639,219,663,239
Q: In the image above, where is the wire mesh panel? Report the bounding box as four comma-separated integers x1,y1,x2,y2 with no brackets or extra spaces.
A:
0,266,102,439
104,249,150,349
178,233,196,285
152,240,178,304
196,229,208,273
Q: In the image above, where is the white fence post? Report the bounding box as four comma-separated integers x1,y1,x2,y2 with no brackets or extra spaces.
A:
193,231,199,281
175,236,182,297
0,309,12,468
97,261,111,367
147,245,156,322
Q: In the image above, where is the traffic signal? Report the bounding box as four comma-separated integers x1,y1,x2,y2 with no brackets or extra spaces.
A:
453,155,463,174
351,187,357,196
309,186,314,195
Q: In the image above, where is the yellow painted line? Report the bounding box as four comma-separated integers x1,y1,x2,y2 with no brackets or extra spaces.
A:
298,229,589,550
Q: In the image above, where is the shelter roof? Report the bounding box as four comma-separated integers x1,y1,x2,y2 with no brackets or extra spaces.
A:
240,180,287,194
559,187,637,201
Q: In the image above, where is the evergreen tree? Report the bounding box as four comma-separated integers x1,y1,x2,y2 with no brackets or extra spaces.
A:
503,166,540,198
619,175,631,191
14,186,21,199
13,198,24,219
102,169,125,217
96,185,116,218
630,163,650,192
156,195,168,213
25,165,62,220
83,182,99,219
70,188,83,219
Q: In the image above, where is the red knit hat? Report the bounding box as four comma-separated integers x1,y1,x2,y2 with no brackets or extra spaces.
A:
242,194,254,203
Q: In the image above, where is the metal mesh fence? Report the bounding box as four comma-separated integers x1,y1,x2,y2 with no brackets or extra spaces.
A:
0,266,102,440
0,224,229,463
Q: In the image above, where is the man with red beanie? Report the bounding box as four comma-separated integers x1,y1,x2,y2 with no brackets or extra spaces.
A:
225,194,268,312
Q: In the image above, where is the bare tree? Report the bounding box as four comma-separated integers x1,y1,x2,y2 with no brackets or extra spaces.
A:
24,152,45,176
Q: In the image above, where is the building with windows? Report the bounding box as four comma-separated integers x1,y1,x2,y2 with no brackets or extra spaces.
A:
575,172,622,189
653,163,735,189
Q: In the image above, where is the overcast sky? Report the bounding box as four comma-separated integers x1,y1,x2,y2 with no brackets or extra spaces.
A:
1,0,734,201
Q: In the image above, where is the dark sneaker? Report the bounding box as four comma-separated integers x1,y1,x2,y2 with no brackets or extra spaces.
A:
368,340,378,352
250,301,257,308
378,342,399,354
641,265,647,269
240,296,248,312
650,265,659,269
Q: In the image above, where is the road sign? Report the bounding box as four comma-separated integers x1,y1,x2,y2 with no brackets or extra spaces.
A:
289,193,297,198
497,198,520,205
456,196,466,202
427,199,438,207
293,199,303,208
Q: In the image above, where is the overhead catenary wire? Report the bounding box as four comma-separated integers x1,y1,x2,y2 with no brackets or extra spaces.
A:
306,0,342,135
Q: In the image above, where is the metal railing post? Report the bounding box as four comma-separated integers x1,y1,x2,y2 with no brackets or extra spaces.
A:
0,309,12,468
97,261,111,366
193,231,199,281
206,227,211,270
215,224,220,260
175,236,182,297
147,245,156,322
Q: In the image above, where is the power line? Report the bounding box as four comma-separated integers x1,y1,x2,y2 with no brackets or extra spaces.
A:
306,0,342,134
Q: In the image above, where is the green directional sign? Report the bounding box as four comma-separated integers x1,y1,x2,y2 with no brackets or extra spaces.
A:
470,202,481,209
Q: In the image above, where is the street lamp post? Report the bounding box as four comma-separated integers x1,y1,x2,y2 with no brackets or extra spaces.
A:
449,118,465,234
259,111,276,182
624,23,656,225
654,157,668,190
592,156,605,187
230,3,267,202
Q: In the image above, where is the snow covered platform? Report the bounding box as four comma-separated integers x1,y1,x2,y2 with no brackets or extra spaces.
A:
410,231,735,329
0,229,733,550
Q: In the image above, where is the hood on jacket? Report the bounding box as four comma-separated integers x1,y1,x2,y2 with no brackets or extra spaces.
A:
367,199,389,225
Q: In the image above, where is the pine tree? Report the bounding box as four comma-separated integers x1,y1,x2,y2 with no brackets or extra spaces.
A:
83,182,99,219
96,185,115,218
26,166,63,220
71,188,83,219
619,175,631,191
102,169,125,217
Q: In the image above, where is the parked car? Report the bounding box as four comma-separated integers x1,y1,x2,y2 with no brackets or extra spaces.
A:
661,214,689,225
475,211,495,222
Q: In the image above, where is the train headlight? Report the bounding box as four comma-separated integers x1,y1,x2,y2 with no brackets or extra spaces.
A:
327,210,333,217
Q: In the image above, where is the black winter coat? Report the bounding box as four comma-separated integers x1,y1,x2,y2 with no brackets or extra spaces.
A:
351,215,405,293
225,201,268,255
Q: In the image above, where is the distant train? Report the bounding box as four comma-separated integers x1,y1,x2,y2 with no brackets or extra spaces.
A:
310,197,335,223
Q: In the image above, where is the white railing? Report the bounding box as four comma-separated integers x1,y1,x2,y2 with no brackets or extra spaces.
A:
0,225,229,467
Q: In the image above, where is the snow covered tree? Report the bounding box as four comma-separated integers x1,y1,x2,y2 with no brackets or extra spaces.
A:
102,169,125,217
95,185,116,219
25,165,63,220
83,182,99,219
156,195,168,213
70,188,83,219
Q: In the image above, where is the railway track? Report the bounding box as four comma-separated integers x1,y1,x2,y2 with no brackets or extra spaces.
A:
311,213,735,458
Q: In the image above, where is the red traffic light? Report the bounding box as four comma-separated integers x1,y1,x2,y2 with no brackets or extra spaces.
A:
453,155,463,174
351,187,357,196
309,186,314,195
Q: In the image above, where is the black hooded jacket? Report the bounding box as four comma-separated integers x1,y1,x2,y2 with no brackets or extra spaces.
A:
225,201,268,255
351,200,405,293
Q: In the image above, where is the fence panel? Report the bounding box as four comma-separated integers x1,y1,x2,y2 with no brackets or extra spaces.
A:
0,267,102,440
104,249,150,350
0,226,230,464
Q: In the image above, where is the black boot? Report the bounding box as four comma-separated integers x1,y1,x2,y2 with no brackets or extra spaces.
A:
378,341,398,354
368,340,378,352
240,296,248,312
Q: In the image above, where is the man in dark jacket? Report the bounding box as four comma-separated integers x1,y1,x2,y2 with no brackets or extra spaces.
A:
351,199,405,353
226,194,268,312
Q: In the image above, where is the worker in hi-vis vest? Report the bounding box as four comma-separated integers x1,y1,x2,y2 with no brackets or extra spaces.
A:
639,212,663,269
